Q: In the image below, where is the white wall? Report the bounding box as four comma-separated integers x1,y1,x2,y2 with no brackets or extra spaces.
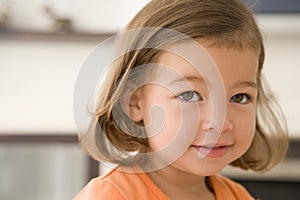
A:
2,0,150,33
0,15,299,138
257,15,300,138
0,38,96,133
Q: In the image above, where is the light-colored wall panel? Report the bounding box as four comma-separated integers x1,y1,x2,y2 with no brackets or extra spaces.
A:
0,38,98,134
257,15,300,138
0,15,299,137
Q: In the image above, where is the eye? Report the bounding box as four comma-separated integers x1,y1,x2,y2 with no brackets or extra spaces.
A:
177,91,203,102
230,93,250,104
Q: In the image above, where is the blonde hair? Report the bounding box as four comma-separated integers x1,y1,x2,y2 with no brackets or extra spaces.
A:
79,0,289,172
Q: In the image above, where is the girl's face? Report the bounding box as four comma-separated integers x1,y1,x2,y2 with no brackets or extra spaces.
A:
131,44,258,175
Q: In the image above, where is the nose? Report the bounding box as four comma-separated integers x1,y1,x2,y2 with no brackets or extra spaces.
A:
221,111,233,133
201,118,212,131
200,104,233,133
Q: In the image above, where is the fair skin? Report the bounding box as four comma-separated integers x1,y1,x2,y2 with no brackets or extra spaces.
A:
129,43,258,199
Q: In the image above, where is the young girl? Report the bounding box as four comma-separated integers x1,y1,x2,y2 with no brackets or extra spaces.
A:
74,0,289,199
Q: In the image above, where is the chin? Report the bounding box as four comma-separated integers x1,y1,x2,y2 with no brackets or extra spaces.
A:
182,164,227,177
197,168,224,176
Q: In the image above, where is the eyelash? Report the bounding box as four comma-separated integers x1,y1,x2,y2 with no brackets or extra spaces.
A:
177,91,203,102
230,93,252,104
177,92,253,104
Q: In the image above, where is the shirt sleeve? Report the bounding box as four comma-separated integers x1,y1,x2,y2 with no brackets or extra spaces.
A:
73,179,125,200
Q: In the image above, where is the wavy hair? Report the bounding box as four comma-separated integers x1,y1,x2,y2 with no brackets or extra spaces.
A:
79,0,289,172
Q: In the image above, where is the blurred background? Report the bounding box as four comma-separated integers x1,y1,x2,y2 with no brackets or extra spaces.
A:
0,0,299,199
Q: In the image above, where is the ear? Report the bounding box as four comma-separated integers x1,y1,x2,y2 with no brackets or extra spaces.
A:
128,89,143,122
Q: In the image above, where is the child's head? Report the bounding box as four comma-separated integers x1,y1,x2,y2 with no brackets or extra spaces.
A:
81,0,289,173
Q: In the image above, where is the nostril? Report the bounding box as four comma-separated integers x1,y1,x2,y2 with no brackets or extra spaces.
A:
221,119,233,132
201,119,212,131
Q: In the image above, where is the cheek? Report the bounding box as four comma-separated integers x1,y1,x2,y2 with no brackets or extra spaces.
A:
146,102,182,151
236,109,256,148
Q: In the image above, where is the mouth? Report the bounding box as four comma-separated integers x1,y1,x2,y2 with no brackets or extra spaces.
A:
191,144,232,158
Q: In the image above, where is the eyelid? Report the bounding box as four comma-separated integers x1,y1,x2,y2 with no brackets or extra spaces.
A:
230,93,252,104
177,91,203,102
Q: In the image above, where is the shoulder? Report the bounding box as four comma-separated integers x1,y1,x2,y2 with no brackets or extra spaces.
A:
73,169,126,200
73,166,167,200
209,174,255,200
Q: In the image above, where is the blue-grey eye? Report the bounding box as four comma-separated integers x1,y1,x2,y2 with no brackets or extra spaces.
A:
178,91,202,102
230,93,249,104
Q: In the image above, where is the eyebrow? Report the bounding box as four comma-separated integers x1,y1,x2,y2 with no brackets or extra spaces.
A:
167,76,206,86
232,81,257,89
167,76,257,90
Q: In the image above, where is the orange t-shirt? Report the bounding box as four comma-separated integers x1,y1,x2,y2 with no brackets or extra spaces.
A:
74,166,254,200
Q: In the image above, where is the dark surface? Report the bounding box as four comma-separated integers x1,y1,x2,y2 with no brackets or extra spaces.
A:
242,0,300,13
1,135,300,197
234,139,300,200
236,179,300,200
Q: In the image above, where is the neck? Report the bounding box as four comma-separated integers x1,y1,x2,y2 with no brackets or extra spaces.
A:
146,165,215,199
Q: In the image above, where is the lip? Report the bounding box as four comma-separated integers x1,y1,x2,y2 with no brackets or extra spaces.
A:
192,144,231,158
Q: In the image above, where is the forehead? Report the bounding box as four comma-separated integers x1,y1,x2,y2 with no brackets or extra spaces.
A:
155,45,258,86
